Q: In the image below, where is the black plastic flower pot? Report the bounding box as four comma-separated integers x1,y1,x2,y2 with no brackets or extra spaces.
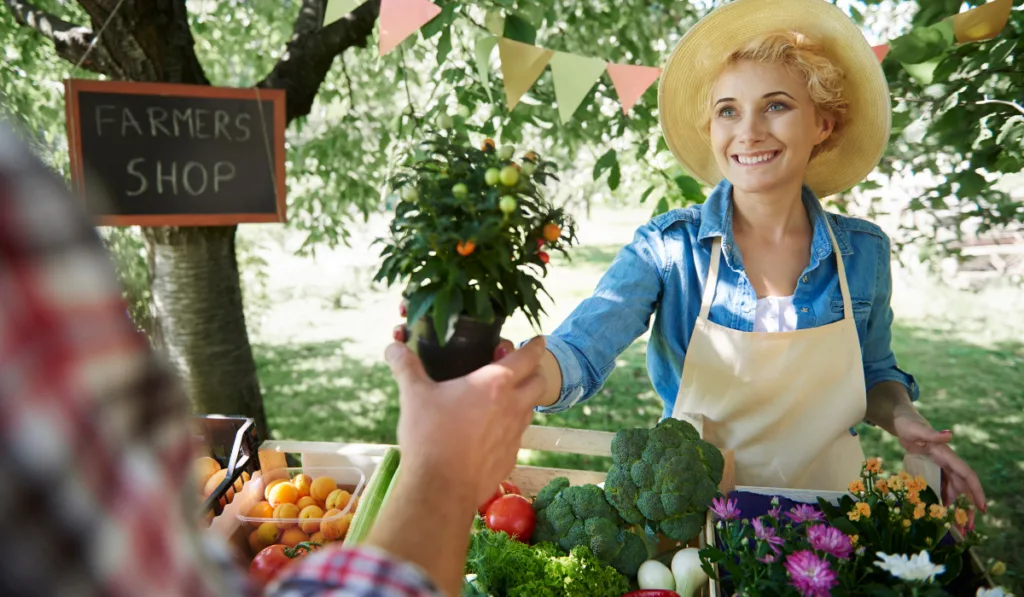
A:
410,313,507,382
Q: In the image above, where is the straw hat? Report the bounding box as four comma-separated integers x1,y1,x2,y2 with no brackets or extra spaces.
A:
658,0,891,198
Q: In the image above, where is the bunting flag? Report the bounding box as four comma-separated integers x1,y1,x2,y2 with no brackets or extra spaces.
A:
498,38,554,111
607,63,662,115
550,53,608,123
323,0,363,26
952,0,1012,43
871,44,890,63
474,36,499,103
378,0,442,56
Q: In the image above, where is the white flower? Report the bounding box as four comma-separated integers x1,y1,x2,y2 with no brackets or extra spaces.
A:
874,551,946,583
977,588,1014,597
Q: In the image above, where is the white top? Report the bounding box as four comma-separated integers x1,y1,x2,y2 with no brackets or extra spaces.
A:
754,295,797,333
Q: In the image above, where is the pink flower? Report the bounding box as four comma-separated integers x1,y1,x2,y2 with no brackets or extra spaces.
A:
768,506,782,519
806,525,854,560
785,550,838,597
759,552,778,564
711,497,741,521
752,518,786,551
786,504,825,524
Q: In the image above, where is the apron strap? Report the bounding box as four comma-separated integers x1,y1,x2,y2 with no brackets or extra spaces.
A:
822,215,854,320
699,237,723,320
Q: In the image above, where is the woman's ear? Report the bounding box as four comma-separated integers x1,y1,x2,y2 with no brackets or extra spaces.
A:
815,112,836,146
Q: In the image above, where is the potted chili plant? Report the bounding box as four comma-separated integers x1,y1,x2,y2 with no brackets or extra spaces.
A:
373,122,577,381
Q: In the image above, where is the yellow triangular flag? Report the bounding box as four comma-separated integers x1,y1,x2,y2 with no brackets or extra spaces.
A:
953,0,1012,43
475,36,498,103
497,38,554,111
324,0,362,26
550,52,607,123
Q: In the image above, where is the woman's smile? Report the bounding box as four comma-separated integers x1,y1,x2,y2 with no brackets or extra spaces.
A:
733,150,782,166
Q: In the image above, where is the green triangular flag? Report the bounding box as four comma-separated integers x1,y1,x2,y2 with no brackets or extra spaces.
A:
550,51,607,123
324,0,362,26
474,36,499,103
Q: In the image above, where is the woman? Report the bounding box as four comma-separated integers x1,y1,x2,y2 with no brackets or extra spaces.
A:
397,0,985,516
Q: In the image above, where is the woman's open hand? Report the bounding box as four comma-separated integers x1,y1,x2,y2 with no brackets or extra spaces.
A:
894,414,987,529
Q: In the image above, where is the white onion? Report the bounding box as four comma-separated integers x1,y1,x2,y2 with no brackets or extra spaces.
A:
638,559,676,591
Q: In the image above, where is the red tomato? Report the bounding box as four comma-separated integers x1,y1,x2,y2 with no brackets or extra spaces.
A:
485,494,536,542
500,480,521,496
478,484,507,515
249,542,319,587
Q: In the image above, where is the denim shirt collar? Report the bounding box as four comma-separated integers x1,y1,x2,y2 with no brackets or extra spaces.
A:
696,179,849,272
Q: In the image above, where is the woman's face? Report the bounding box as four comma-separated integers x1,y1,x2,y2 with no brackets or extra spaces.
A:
709,60,834,195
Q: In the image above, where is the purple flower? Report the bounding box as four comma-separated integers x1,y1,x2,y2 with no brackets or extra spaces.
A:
785,550,839,597
759,552,778,564
711,497,741,521
752,518,786,551
768,506,782,519
806,525,854,560
786,504,825,524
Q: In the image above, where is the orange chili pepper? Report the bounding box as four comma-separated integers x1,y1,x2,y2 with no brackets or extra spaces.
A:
456,240,476,256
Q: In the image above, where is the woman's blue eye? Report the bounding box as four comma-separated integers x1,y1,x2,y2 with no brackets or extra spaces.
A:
767,102,787,112
718,106,736,117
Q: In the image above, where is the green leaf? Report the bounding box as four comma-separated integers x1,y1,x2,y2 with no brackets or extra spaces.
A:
608,160,621,190
421,3,456,39
828,517,860,536
406,284,440,326
639,185,656,204
502,14,536,45
887,19,955,65
431,283,463,346
901,58,942,85
653,196,670,217
593,149,618,180
474,288,495,323
956,170,986,197
437,27,452,66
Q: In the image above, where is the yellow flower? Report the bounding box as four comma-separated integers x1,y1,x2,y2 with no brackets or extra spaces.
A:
914,502,926,520
929,504,948,520
898,471,913,482
849,480,865,494
955,508,969,527
848,509,861,521
904,519,912,528
856,502,871,518
914,475,928,489
849,535,859,545
866,458,882,473
888,476,905,491
907,489,921,505
874,479,889,494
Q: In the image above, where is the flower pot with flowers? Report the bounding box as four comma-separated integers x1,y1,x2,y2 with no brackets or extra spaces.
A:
699,458,1004,597
373,124,577,382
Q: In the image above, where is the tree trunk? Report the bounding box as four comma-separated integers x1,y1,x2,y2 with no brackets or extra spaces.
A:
144,225,268,437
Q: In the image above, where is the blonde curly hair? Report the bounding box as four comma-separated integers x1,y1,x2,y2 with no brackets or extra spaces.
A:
708,30,849,157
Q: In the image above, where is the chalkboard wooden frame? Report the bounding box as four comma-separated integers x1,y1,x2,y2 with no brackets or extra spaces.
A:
64,79,287,227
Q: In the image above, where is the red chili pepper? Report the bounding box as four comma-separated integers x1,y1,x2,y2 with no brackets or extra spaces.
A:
537,251,550,264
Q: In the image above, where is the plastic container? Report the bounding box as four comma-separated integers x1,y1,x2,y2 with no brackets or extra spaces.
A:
235,466,367,549
190,416,261,518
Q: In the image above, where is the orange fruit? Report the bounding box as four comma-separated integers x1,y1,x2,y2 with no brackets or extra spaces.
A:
309,531,327,544
247,501,275,526
296,496,318,511
264,479,288,501
194,457,222,490
248,530,264,555
299,505,325,534
281,527,309,547
256,522,280,546
456,240,476,256
310,477,337,502
292,474,313,499
273,503,300,528
268,482,299,507
320,509,353,541
542,223,561,242
326,489,352,512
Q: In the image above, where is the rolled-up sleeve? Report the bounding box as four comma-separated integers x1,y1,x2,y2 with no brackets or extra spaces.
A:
862,233,919,401
534,222,666,413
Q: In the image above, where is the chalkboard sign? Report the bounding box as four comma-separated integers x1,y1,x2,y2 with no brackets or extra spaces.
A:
64,79,287,226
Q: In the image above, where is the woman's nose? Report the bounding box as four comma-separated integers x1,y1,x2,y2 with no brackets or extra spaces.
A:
737,114,768,144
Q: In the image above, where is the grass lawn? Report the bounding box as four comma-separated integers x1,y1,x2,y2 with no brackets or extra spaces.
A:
250,205,1022,592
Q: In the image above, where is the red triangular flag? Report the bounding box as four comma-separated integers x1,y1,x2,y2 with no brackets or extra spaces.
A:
379,0,442,56
872,44,890,63
607,63,662,115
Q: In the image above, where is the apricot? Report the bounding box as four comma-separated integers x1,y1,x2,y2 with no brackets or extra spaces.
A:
268,482,299,507
281,527,309,547
310,476,337,502
298,505,325,534
292,474,313,499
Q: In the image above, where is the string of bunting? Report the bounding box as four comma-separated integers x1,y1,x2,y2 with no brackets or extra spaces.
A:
324,0,1013,122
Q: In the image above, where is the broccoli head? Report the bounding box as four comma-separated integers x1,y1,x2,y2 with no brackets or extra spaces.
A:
604,418,725,543
531,478,647,577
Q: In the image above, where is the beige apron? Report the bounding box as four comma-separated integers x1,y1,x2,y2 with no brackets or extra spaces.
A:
673,218,866,491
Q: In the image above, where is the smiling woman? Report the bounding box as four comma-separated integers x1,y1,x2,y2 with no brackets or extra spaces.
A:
506,0,988,518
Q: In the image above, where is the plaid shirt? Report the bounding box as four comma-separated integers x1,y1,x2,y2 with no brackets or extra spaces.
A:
0,121,444,597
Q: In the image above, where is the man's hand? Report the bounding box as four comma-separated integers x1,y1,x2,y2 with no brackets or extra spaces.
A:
894,414,987,529
384,336,546,508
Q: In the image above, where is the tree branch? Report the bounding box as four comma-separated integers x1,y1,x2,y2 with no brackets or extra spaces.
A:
2,0,112,74
257,0,381,123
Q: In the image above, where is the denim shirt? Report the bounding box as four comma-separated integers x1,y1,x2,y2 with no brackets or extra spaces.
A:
539,179,919,420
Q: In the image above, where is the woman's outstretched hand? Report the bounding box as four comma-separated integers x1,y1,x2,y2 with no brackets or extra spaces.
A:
894,414,987,529
393,299,515,361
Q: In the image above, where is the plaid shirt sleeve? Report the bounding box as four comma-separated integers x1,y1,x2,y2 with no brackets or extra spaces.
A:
0,120,445,597
268,545,446,597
